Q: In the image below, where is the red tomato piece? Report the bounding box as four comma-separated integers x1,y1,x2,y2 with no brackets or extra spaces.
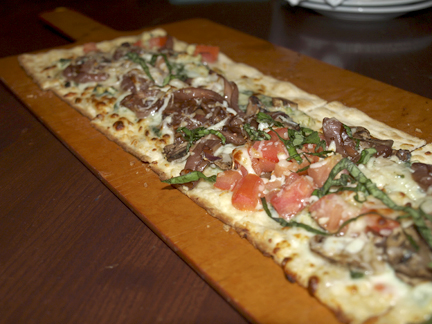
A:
83,42,98,53
249,128,288,175
232,174,264,211
194,45,220,63
308,154,342,188
148,36,168,48
214,170,243,191
267,174,314,220
309,193,361,234
360,202,401,236
364,214,400,236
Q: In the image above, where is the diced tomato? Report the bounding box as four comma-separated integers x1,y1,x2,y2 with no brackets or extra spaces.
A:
249,128,288,175
194,45,219,63
274,158,310,177
309,193,361,234
133,39,143,47
267,173,314,220
83,42,98,53
214,170,243,191
364,214,400,236
232,174,264,211
308,154,342,188
148,36,168,48
360,201,401,235
265,179,283,192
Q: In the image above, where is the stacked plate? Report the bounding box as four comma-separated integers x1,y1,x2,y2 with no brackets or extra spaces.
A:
286,0,432,20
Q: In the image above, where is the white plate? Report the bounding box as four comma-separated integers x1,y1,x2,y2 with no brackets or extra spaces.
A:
307,0,425,6
298,0,432,20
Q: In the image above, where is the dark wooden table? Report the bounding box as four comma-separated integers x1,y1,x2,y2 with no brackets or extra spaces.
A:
1,1,432,323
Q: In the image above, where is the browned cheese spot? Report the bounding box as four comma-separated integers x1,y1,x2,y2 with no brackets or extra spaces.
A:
42,65,57,72
113,121,125,131
96,101,107,111
307,276,320,296
145,130,150,136
346,285,358,294
75,98,82,104
110,113,119,119
426,151,432,156
64,92,77,98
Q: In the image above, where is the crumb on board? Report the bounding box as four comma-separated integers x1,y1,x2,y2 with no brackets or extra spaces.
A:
223,224,231,232
415,128,423,133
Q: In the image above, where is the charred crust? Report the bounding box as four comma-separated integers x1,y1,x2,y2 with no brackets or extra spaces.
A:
285,273,296,283
64,92,77,98
307,276,319,296
113,121,125,131
281,257,292,268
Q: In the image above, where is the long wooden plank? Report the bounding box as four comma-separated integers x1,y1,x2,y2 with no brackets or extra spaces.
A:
1,10,431,323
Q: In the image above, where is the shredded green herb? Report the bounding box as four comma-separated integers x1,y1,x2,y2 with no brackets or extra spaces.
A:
243,123,271,141
350,270,365,279
177,127,226,151
314,157,432,249
357,148,377,165
162,171,216,184
126,52,155,83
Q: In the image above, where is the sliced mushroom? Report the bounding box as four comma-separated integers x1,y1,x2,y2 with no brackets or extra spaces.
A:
309,234,387,274
173,87,225,103
163,142,189,162
352,126,393,158
322,117,360,161
385,226,432,284
245,95,261,117
411,162,432,192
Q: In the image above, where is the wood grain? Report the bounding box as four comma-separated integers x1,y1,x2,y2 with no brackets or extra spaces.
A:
1,9,431,324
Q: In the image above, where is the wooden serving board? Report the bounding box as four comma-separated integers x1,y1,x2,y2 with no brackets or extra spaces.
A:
1,8,431,324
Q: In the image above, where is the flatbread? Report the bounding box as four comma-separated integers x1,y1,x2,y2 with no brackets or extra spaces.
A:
18,28,432,324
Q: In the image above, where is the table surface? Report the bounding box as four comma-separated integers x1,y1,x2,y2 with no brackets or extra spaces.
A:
1,1,432,324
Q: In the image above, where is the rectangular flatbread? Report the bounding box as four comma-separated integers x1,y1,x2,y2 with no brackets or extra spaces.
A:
18,28,432,324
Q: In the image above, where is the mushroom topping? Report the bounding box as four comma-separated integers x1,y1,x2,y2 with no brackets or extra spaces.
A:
120,88,168,118
351,126,393,158
322,118,402,162
245,95,261,117
173,87,225,103
385,226,432,284
163,141,189,162
411,162,432,192
62,58,109,83
309,234,387,274
322,117,360,161
221,75,241,113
